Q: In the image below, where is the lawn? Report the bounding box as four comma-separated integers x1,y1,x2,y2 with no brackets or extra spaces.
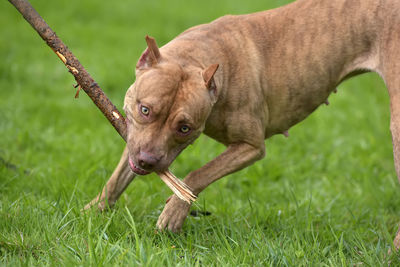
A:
1,0,400,265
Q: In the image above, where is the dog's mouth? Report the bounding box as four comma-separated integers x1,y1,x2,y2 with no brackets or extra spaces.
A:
128,157,151,176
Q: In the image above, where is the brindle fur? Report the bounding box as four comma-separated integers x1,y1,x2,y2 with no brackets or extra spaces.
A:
84,0,400,247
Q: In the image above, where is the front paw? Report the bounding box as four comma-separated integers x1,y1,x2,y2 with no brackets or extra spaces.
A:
156,195,191,232
82,196,112,212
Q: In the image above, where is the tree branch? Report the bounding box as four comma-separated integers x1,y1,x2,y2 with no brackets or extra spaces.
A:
8,0,127,140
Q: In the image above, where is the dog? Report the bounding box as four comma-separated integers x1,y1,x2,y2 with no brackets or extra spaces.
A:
84,0,400,247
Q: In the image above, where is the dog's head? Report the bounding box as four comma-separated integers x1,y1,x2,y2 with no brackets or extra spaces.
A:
123,36,219,175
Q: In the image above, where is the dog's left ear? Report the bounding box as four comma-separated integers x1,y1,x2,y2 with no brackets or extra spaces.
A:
136,35,161,70
202,64,219,97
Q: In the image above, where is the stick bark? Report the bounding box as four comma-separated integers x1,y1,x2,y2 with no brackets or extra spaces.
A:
8,0,127,140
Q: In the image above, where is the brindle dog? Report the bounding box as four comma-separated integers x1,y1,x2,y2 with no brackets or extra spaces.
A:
84,0,400,247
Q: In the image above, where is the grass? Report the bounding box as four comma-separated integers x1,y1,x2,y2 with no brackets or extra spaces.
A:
1,0,400,265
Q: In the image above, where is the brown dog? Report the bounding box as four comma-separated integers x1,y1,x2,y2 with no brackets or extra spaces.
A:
84,0,400,246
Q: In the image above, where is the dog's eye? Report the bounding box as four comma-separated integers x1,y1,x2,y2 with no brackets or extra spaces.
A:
179,125,191,134
140,105,150,116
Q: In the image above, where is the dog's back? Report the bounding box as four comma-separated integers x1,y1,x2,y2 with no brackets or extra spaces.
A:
162,0,386,138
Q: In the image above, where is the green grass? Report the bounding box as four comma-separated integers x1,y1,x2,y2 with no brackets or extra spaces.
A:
1,0,400,265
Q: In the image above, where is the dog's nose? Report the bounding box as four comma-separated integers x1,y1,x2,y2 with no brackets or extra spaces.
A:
137,151,160,170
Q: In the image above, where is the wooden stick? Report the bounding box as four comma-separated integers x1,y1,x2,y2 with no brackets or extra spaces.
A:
158,171,197,204
8,0,196,204
8,0,127,140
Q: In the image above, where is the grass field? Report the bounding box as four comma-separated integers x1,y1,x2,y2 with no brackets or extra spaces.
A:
1,0,400,265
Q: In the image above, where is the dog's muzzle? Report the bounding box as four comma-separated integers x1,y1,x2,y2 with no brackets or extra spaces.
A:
128,157,151,175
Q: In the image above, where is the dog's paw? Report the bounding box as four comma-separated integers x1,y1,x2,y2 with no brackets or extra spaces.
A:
156,195,191,232
81,197,110,213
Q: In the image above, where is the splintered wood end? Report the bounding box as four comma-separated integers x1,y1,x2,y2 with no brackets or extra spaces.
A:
158,170,197,204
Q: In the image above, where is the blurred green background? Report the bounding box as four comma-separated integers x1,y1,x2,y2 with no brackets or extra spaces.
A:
1,0,399,265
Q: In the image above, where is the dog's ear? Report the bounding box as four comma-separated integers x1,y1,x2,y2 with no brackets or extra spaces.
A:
136,35,161,70
202,64,219,94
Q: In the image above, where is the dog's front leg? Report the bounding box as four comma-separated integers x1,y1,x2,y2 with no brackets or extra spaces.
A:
83,146,136,211
157,142,265,232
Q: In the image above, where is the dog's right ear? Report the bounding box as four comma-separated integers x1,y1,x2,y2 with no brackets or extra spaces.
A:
136,35,161,70
202,64,219,99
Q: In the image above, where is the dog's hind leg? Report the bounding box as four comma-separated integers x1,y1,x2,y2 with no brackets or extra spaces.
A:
389,90,400,250
378,4,400,250
382,44,400,250
83,146,135,211
387,88,400,250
